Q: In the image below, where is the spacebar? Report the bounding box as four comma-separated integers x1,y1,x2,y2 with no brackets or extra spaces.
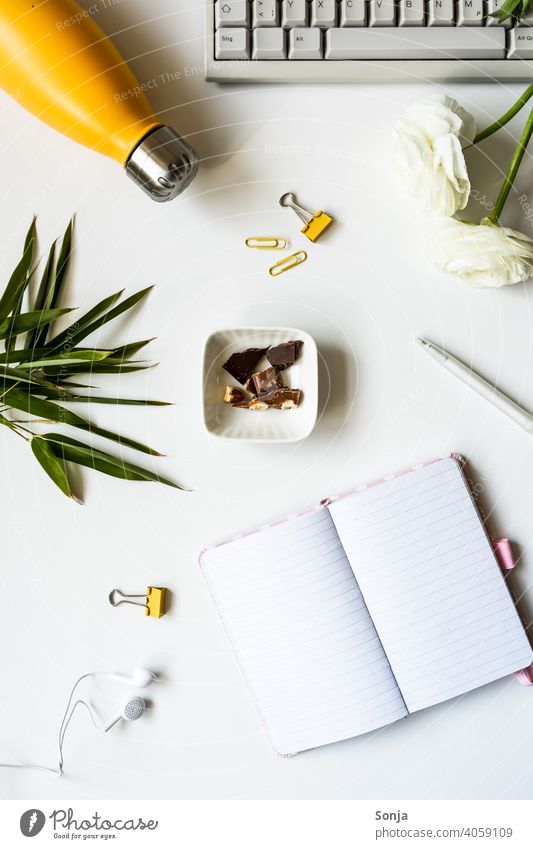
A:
325,27,506,60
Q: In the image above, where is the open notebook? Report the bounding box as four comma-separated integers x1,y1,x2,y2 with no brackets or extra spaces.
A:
200,457,533,756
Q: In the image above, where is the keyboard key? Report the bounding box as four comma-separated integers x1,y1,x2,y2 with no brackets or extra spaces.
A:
253,27,287,57
325,26,506,58
215,27,251,58
508,27,533,56
399,0,425,26
282,0,308,26
216,0,250,28
311,0,338,27
456,0,483,25
487,0,513,25
253,0,279,27
289,27,323,58
428,0,454,24
369,0,397,25
340,0,367,25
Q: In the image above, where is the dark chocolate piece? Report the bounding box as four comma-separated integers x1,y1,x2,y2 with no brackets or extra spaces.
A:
222,347,269,385
259,388,302,409
252,366,284,395
266,340,303,371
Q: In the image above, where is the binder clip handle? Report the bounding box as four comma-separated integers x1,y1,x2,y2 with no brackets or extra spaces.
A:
109,588,146,609
279,192,314,226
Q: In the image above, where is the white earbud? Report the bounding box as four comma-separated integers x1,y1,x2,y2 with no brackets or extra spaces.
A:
102,696,146,733
0,668,157,777
103,668,155,688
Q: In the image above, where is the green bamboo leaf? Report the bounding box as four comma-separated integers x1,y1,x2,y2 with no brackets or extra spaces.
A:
50,219,73,309
0,308,74,340
0,380,76,401
0,378,166,406
4,387,162,455
31,436,81,502
34,219,73,347
15,350,112,369
0,219,36,322
43,432,181,488
27,239,57,348
55,380,97,389
111,338,155,360
45,289,124,351
32,240,56,311
42,361,152,377
0,366,48,385
0,366,66,390
50,286,154,349
24,217,37,255
0,346,113,365
3,387,85,425
7,218,37,354
62,396,171,406
85,424,163,456
7,291,25,354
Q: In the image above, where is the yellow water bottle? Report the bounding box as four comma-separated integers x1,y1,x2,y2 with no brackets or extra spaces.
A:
0,0,199,201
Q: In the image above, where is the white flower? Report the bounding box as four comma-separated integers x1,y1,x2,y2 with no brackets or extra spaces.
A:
428,218,533,288
392,95,476,217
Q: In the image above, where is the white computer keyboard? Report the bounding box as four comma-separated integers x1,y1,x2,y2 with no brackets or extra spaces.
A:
204,0,533,81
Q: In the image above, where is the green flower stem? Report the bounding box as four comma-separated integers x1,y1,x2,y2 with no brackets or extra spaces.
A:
474,82,533,144
488,104,533,223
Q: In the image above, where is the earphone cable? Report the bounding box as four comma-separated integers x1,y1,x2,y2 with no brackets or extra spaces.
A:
0,669,151,776
0,673,99,777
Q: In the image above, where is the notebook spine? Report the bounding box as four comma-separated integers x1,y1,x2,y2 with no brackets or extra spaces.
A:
492,538,533,687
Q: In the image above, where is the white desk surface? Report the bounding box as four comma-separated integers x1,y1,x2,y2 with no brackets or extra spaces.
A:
1,0,533,802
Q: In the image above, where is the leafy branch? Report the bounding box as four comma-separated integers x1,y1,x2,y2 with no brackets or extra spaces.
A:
0,218,180,502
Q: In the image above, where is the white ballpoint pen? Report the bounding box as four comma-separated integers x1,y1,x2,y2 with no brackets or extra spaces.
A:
416,337,533,434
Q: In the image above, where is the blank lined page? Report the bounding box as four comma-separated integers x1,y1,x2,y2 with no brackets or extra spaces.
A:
329,458,533,713
201,508,406,755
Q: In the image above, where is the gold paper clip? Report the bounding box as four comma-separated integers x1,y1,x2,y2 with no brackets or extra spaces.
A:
245,237,287,249
269,250,307,277
109,587,167,619
279,192,333,242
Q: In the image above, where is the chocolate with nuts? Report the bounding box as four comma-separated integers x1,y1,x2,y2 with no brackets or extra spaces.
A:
223,386,247,405
257,388,301,409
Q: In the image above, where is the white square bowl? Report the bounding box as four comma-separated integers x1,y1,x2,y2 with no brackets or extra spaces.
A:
202,327,318,442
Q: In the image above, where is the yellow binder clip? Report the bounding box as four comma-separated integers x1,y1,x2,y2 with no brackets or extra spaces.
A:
245,237,287,249
109,587,167,619
279,192,333,242
269,250,307,277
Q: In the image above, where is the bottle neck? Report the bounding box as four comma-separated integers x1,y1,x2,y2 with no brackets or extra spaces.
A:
125,126,200,203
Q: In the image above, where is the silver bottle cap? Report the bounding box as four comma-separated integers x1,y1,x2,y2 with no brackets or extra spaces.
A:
125,125,199,202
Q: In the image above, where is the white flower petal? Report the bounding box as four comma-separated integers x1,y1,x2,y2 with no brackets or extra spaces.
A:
392,95,476,217
427,218,533,288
